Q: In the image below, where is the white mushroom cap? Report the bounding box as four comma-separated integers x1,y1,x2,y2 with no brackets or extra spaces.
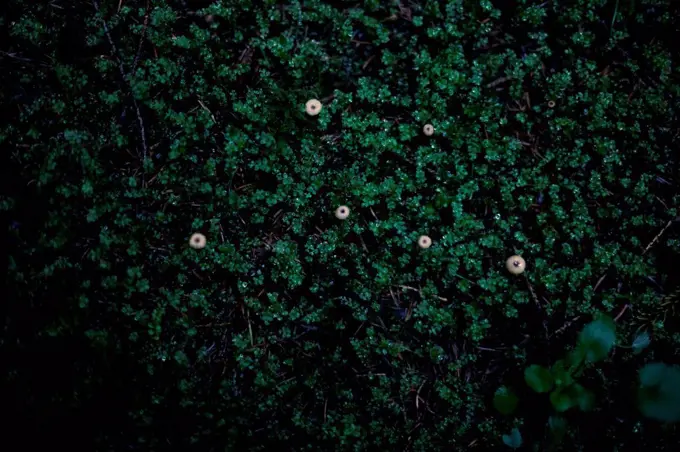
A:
189,233,207,249
418,235,432,249
506,255,526,275
305,99,322,116
335,205,350,220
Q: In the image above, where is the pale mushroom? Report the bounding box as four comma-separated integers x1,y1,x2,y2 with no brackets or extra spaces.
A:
506,255,526,275
305,99,322,116
335,205,350,220
418,235,432,249
189,233,207,250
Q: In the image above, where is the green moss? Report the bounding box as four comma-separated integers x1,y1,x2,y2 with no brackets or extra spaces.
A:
2,0,680,449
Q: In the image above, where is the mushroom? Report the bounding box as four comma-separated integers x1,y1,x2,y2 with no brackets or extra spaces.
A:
335,205,350,220
189,233,207,250
418,235,432,249
506,255,526,275
423,124,434,136
305,99,322,116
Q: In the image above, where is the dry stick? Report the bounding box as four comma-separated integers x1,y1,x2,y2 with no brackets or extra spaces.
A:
486,76,514,88
93,0,148,170
131,4,150,74
198,99,217,123
524,274,540,306
246,308,254,346
614,304,630,322
642,219,674,255
593,271,608,292
396,285,448,302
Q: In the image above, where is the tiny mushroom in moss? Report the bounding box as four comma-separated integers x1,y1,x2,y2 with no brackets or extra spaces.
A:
548,100,556,108
418,235,432,249
189,233,207,249
506,255,526,275
335,205,350,220
423,124,434,136
305,99,322,116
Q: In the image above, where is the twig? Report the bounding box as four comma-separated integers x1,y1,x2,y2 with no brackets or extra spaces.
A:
611,0,620,35
396,285,448,302
524,274,540,306
247,309,254,346
486,76,514,88
198,99,217,123
476,346,499,352
416,381,425,409
131,3,150,73
593,272,608,292
642,219,673,255
614,304,629,322
93,0,148,169
0,51,34,63
551,316,580,338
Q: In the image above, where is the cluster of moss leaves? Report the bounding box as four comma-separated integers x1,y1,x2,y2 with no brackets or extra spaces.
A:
2,0,680,450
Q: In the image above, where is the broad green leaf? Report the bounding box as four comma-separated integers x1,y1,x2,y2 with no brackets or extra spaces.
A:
525,364,554,393
551,360,574,388
632,331,651,354
548,416,567,443
502,428,522,449
638,363,680,422
565,347,585,368
577,316,616,363
493,386,519,415
571,383,595,411
550,388,578,412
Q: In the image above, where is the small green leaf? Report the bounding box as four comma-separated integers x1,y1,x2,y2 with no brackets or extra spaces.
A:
502,428,522,449
577,315,616,363
638,363,680,422
565,347,585,368
571,383,595,411
551,360,574,388
493,386,519,415
548,416,567,443
550,389,577,412
525,364,554,393
632,331,651,354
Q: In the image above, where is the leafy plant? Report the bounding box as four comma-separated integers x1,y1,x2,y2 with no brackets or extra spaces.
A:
502,428,523,449
524,364,554,393
494,386,519,415
637,363,680,423
499,316,614,416
631,331,652,355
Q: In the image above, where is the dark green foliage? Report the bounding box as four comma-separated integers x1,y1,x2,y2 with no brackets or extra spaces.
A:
632,330,652,354
637,363,680,423
502,427,523,449
2,0,680,450
577,315,617,363
525,364,554,393
494,386,519,415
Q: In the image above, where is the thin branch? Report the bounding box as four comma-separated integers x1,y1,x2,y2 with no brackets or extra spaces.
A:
396,285,448,302
92,0,148,167
131,3,150,73
614,304,630,322
642,219,674,255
